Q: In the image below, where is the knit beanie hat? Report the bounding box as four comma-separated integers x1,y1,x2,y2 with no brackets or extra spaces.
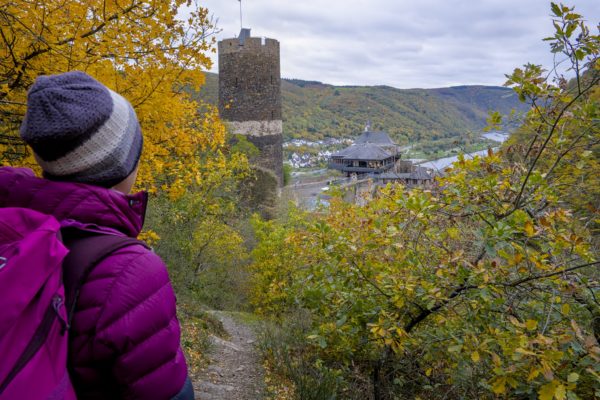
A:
20,71,143,188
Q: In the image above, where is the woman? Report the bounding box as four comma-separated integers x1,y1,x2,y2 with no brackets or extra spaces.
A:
0,71,193,399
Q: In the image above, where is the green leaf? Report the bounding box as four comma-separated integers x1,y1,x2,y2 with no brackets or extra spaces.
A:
556,384,566,400
524,221,535,237
551,2,562,17
565,13,581,21
448,344,462,353
539,380,566,400
492,377,506,394
539,381,557,400
318,336,327,349
553,21,563,35
525,319,538,331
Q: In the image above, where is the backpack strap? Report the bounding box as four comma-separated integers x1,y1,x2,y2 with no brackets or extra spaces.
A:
61,229,149,327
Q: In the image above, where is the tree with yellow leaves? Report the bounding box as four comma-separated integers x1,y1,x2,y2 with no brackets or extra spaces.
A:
0,0,235,197
1,2,255,373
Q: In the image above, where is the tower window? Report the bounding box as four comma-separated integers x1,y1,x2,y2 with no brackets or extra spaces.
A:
271,75,273,84
235,77,238,87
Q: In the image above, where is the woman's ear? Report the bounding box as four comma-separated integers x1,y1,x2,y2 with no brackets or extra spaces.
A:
112,165,139,194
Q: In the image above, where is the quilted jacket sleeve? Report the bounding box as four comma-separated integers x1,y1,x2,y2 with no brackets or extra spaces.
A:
89,246,189,399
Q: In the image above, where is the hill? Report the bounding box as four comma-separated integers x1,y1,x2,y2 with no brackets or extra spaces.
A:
195,73,527,146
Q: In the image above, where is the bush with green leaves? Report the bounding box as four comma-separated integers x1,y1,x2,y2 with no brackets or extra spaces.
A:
250,4,599,399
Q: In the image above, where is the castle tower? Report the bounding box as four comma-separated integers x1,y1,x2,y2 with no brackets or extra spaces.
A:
218,29,283,186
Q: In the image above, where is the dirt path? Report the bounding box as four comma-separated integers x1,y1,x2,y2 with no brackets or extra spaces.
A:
194,312,265,400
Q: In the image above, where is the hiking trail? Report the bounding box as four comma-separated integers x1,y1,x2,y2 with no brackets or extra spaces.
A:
193,311,265,400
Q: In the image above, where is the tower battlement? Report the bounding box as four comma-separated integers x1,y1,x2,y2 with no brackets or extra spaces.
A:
218,37,280,56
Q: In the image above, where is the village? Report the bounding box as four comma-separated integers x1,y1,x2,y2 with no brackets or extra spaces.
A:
282,124,511,209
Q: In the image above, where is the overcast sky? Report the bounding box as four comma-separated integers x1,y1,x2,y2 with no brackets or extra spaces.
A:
198,0,599,89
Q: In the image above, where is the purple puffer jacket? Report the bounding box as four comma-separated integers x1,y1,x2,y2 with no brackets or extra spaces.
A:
0,167,188,399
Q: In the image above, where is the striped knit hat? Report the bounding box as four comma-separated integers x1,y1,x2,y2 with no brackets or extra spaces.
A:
20,71,143,188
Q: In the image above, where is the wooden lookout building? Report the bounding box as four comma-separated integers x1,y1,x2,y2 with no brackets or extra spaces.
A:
328,129,400,176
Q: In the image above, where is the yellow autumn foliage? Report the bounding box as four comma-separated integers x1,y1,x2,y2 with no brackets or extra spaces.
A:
0,0,226,197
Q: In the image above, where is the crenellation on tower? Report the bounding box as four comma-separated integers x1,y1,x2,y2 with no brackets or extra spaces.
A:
219,37,280,55
218,28,283,186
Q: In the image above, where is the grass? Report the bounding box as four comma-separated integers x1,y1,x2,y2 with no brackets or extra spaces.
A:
224,310,265,328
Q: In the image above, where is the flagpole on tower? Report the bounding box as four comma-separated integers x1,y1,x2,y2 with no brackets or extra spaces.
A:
239,0,243,30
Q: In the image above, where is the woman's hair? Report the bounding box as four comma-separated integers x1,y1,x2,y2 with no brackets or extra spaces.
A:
20,71,143,188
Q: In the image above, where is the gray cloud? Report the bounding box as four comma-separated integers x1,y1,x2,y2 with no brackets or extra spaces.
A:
198,0,599,88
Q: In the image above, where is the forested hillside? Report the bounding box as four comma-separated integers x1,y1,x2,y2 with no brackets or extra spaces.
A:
196,73,527,144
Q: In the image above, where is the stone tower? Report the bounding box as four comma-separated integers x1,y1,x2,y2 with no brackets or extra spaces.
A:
218,29,283,186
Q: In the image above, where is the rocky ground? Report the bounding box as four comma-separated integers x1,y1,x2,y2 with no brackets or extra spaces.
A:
194,312,265,400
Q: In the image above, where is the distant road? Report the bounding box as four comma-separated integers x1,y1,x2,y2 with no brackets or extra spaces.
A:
290,178,331,188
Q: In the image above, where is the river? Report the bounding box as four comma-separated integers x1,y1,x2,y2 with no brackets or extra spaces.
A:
419,132,509,171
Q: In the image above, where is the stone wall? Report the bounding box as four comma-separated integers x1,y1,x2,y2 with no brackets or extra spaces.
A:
245,133,283,185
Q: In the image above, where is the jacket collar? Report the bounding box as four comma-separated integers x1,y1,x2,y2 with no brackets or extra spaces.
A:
0,167,147,238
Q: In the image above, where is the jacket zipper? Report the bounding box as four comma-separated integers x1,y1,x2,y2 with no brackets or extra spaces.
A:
53,295,69,334
0,299,58,395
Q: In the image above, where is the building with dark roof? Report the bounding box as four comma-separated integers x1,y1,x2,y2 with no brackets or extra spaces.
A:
328,128,399,176
355,131,394,145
